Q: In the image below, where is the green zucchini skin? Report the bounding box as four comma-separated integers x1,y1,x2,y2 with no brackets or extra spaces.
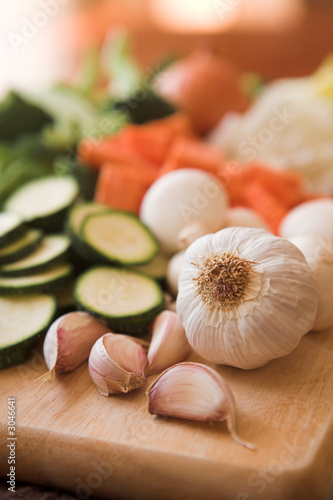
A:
0,295,56,369
0,331,44,369
0,235,71,277
0,263,73,295
0,218,26,249
74,266,165,335
0,229,43,265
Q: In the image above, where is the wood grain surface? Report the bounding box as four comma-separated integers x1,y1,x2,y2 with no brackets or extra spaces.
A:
0,326,333,500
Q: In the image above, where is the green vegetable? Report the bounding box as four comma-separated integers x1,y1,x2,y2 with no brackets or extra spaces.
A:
4,175,79,231
74,266,165,334
80,211,159,266
0,234,70,277
0,212,25,248
0,91,53,142
0,294,56,369
0,261,73,295
0,229,43,265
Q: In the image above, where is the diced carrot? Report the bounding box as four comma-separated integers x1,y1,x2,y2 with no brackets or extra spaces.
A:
94,163,154,213
159,137,224,176
246,163,304,208
242,183,288,234
77,138,158,173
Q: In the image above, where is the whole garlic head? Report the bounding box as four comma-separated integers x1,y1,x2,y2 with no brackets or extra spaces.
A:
177,227,318,369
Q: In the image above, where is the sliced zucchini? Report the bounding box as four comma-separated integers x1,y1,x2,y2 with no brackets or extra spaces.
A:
53,280,75,315
4,175,79,231
74,266,164,334
0,262,72,295
132,253,169,282
80,211,159,266
0,212,25,247
0,234,70,276
0,294,56,369
66,202,109,260
0,229,43,265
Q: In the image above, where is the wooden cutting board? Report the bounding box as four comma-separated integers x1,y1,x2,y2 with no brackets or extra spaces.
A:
0,326,333,500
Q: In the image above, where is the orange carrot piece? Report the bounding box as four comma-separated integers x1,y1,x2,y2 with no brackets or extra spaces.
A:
159,136,224,176
246,163,305,208
77,138,157,172
94,163,152,213
243,183,288,234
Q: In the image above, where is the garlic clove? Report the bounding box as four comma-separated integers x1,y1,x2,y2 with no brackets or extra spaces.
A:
147,362,255,450
88,333,147,396
147,311,191,375
37,312,110,385
178,222,210,250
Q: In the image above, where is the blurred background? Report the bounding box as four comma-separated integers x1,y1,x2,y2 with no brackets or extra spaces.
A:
1,0,333,96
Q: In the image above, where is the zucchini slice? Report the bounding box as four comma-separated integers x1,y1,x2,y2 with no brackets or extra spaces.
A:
0,262,72,295
0,229,43,265
4,175,79,231
53,280,75,315
80,211,159,266
0,212,25,247
0,294,56,369
74,266,164,334
132,253,169,282
0,234,70,277
66,202,109,260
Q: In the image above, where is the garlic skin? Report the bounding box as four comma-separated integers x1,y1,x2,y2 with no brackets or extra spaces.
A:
147,311,191,375
289,235,333,331
224,207,269,231
147,362,255,449
42,312,110,375
177,227,318,369
167,250,185,297
88,333,147,395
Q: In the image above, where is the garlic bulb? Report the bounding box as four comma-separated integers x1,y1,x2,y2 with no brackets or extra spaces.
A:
38,312,110,384
147,362,255,449
166,250,185,297
88,333,147,395
177,221,210,250
147,311,191,375
177,227,318,369
289,235,333,331
224,207,269,231
280,199,333,240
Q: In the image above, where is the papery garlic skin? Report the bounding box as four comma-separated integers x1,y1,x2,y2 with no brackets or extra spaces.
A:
43,311,110,373
147,311,191,375
280,199,333,240
177,227,318,370
289,235,333,331
178,222,210,250
147,362,255,449
88,333,147,396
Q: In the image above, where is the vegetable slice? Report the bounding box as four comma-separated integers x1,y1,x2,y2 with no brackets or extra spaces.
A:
80,211,159,266
0,262,72,295
0,294,56,369
0,229,43,265
4,175,79,230
0,234,70,276
0,212,25,247
132,253,169,282
74,266,164,334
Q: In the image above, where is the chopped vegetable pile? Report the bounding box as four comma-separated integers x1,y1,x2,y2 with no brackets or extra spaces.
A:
0,31,332,455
